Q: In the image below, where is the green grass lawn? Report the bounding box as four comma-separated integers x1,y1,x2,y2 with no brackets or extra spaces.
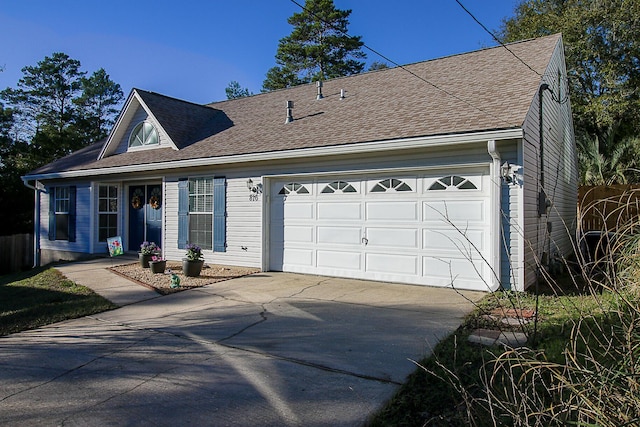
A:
0,267,117,336
366,275,635,426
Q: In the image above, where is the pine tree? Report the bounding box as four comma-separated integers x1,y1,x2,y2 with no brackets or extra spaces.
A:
225,81,252,99
262,0,366,91
74,68,124,142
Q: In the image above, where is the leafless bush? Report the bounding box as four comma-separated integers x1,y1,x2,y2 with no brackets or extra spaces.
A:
474,191,640,426
416,189,640,426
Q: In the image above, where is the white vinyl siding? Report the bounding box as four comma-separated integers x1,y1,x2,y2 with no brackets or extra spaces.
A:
495,141,524,291
163,175,262,267
39,130,563,292
521,39,577,290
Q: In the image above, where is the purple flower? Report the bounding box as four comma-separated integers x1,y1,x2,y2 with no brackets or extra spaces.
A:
185,243,204,261
140,241,159,255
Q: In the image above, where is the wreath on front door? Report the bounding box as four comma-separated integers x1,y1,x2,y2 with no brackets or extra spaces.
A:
149,187,162,210
131,188,144,209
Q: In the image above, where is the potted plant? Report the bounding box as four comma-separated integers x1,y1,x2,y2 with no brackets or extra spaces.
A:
139,241,159,268
183,244,204,277
149,255,166,274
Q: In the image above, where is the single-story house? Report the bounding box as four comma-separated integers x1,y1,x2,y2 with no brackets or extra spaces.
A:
22,33,577,292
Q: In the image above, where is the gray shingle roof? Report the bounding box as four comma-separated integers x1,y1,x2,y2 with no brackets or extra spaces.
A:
28,34,561,176
135,90,231,149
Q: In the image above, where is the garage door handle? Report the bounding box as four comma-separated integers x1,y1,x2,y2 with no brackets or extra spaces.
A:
361,237,368,245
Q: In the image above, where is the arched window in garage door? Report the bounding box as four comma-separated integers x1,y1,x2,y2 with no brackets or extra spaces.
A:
428,175,477,191
370,178,413,193
321,181,357,194
278,183,309,195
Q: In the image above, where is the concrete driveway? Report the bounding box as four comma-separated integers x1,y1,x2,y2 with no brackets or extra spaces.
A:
0,266,484,426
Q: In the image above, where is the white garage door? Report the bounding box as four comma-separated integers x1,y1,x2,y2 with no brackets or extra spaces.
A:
269,170,492,291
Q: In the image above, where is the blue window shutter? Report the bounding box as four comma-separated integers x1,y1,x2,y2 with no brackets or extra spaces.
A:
68,186,76,242
48,188,55,241
213,177,226,252
177,180,189,249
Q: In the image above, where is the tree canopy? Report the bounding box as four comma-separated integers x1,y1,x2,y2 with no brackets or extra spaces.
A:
500,0,640,184
262,0,366,91
0,53,123,235
1,52,123,162
225,81,252,99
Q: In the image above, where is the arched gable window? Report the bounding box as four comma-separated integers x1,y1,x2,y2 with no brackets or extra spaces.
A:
428,175,477,191
278,183,309,195
129,122,159,148
371,178,412,193
321,181,357,194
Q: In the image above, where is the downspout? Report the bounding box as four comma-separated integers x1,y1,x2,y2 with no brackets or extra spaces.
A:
22,178,44,268
539,84,549,194
538,83,553,263
487,139,502,291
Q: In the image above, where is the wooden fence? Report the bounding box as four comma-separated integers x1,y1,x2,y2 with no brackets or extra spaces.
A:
578,185,640,232
0,234,33,274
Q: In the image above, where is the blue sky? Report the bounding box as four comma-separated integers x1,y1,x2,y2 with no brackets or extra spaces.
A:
0,0,520,104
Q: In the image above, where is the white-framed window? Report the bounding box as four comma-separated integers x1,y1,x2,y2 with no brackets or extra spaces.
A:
98,185,118,241
128,121,159,148
188,178,213,250
54,187,70,240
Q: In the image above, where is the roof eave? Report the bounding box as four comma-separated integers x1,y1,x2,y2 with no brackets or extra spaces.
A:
23,128,524,181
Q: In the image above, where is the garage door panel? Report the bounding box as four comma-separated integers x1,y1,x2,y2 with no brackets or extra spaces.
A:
423,229,485,251
423,256,486,281
317,226,361,245
423,200,485,223
366,253,418,275
284,226,314,243
367,227,418,248
366,201,418,221
283,248,313,267
317,250,361,270
285,202,314,219
317,202,361,220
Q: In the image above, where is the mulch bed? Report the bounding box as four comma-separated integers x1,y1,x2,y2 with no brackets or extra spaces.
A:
110,262,260,295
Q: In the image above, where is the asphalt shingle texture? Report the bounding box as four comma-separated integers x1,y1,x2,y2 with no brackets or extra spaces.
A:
29,34,561,176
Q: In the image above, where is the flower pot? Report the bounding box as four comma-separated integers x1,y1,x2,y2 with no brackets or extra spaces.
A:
149,260,166,274
182,259,204,277
139,253,153,268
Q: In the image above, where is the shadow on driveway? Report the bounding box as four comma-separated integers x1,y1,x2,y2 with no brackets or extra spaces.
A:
0,272,484,426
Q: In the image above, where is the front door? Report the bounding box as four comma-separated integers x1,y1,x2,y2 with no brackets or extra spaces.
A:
129,184,163,251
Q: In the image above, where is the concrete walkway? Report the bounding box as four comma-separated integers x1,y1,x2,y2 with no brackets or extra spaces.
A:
0,258,484,426
56,255,161,306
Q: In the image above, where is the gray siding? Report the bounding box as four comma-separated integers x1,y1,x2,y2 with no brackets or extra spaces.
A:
521,38,578,289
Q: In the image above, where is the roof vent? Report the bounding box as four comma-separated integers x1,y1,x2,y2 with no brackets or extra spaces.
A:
285,100,294,124
340,89,345,100
316,81,324,100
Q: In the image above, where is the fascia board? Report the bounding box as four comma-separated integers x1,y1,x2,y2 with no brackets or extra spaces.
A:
24,128,523,181
134,92,180,152
98,90,179,160
97,91,138,160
